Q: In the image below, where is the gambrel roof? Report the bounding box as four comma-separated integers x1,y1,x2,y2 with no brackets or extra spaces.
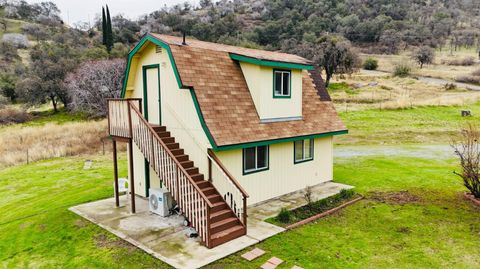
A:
123,34,347,150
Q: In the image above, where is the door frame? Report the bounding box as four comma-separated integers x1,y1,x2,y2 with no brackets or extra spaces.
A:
142,64,161,123
142,64,161,197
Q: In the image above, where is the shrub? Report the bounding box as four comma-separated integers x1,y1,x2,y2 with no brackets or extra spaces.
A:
0,107,31,124
338,189,355,200
363,57,378,70
393,64,411,77
277,208,292,223
455,76,480,85
444,83,457,91
444,57,476,66
452,124,480,198
1,33,29,49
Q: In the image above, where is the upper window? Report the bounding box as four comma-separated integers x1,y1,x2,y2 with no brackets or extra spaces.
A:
273,69,291,98
243,145,269,174
294,139,313,163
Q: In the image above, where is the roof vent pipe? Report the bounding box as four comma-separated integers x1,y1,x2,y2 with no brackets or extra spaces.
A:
182,32,187,45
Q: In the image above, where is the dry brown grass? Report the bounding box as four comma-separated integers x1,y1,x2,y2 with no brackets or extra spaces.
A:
0,107,31,124
359,48,480,80
330,72,480,111
0,119,119,168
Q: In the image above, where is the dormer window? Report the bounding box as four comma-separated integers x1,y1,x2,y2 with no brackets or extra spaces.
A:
273,69,291,98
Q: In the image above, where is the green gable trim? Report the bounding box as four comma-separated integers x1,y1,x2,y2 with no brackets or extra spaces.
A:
121,34,186,98
230,53,314,70
213,130,348,152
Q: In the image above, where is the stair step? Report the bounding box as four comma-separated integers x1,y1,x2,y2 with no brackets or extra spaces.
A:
152,126,166,132
180,160,194,169
170,148,184,156
207,194,222,203
210,225,245,247
185,167,199,175
157,131,171,138
201,186,216,196
211,201,228,213
211,217,239,234
165,142,179,150
210,209,233,222
191,173,204,182
196,180,210,189
161,137,175,144
175,154,189,162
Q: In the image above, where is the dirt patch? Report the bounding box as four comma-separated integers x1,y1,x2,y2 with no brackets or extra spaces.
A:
369,191,422,205
73,218,87,228
94,234,136,252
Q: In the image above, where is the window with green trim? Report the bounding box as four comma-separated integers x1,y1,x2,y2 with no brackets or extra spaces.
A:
243,145,269,174
294,139,313,163
273,69,291,98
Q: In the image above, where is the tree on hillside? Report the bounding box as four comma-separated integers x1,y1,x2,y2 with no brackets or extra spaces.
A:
0,74,17,103
412,46,435,68
64,59,125,117
102,7,107,46
291,35,359,87
105,5,113,53
101,5,114,52
17,42,77,112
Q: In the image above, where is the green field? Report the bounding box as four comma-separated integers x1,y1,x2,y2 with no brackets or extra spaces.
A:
336,102,480,145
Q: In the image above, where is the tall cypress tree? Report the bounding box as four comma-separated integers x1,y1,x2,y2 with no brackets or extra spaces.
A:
101,7,107,46
105,5,113,53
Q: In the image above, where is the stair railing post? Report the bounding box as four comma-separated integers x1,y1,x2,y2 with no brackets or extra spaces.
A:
243,195,247,230
206,205,211,248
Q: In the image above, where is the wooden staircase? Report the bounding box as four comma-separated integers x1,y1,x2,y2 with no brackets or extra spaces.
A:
151,125,246,247
107,99,248,248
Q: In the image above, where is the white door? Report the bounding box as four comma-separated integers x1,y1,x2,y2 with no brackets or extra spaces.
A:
143,65,161,125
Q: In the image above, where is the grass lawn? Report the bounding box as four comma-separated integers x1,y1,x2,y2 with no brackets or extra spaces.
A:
210,156,480,268
1,151,479,268
336,102,480,145
0,153,171,268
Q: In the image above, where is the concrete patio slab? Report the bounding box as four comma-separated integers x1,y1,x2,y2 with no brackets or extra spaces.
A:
70,181,352,269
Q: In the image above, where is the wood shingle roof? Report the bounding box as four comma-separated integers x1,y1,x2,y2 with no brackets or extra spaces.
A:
150,34,347,147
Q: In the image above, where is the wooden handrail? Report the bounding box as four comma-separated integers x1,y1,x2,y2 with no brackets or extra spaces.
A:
208,149,249,198
128,101,214,208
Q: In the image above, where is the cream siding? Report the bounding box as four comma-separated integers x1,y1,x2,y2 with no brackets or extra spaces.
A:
239,62,302,120
214,137,333,205
125,42,211,197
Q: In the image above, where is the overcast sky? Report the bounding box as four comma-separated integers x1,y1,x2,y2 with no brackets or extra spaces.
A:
26,0,197,26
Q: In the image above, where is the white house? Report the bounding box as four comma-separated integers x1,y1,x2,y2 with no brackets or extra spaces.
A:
107,33,347,248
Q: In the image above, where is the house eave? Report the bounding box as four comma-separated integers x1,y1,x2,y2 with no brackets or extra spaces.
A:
229,53,315,70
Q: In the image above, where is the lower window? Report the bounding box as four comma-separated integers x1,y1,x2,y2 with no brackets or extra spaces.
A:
243,145,269,174
294,139,313,163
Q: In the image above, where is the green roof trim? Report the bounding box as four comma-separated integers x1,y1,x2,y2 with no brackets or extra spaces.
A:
213,130,348,152
230,53,315,70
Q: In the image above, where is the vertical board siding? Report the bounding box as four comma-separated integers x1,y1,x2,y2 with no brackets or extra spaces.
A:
215,137,333,205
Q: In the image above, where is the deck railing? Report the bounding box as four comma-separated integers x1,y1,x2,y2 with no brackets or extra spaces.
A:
107,99,214,247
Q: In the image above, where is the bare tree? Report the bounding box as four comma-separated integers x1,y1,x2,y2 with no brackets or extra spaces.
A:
64,59,125,117
452,124,480,198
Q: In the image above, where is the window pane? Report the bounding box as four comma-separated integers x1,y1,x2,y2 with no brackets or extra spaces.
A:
304,139,312,159
244,147,256,171
294,140,303,161
282,72,290,95
274,72,282,95
257,146,268,168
